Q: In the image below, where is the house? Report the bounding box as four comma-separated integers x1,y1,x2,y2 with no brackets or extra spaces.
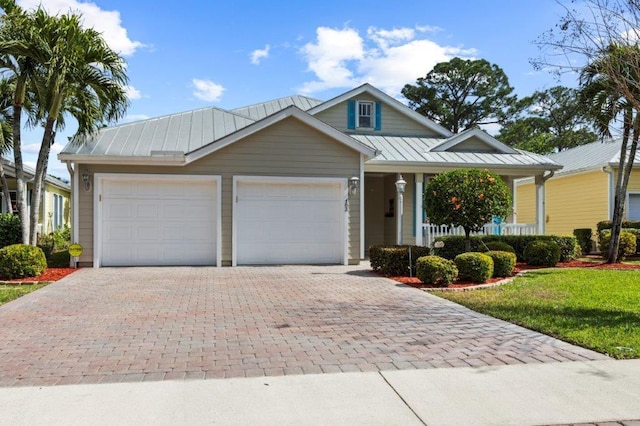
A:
515,138,640,236
0,157,71,234
58,83,560,267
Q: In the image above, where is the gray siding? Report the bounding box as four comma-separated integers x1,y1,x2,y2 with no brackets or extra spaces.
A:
78,117,361,265
314,94,440,137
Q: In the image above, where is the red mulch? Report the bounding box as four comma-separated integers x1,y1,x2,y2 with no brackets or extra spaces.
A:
2,268,79,283
386,260,640,289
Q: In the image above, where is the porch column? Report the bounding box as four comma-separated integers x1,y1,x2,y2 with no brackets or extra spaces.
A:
535,175,545,235
415,173,424,245
509,177,517,224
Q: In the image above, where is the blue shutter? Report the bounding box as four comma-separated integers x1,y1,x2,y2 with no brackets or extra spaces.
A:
347,100,356,129
374,101,382,130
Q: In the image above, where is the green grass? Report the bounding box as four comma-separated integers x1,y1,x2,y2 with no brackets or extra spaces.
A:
436,269,640,359
0,284,47,307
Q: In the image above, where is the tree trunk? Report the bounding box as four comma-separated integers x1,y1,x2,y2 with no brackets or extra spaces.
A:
11,96,28,244
464,227,472,252
29,118,55,246
0,160,12,213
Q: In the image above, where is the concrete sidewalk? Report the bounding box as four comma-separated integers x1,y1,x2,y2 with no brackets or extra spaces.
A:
1,359,639,426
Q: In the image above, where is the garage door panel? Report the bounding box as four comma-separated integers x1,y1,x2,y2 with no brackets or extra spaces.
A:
236,180,343,265
100,177,217,266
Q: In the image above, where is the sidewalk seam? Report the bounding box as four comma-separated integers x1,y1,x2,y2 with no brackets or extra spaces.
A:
379,371,427,426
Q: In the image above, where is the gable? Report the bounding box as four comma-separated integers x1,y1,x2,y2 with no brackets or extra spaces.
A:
444,136,501,153
431,128,518,155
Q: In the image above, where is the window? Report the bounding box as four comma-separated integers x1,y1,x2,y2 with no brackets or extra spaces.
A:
358,101,373,128
53,193,64,230
0,191,18,214
628,193,640,221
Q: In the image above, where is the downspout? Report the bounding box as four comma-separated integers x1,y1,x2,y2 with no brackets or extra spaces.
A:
535,170,555,235
602,166,615,220
66,161,79,249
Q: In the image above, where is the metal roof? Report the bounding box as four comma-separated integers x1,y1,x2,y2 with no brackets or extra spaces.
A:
548,138,640,175
1,157,70,190
353,134,561,169
62,107,255,157
231,95,323,120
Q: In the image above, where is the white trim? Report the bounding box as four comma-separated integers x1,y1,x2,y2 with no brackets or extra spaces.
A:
93,173,221,268
307,83,453,137
608,168,616,220
510,177,517,224
356,100,374,129
414,173,424,245
232,176,348,266
359,154,365,260
431,127,519,154
72,164,79,246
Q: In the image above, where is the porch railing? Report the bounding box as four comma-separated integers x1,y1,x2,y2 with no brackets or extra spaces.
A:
422,223,537,247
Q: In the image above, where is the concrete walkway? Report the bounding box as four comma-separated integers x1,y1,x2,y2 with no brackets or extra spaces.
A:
0,265,607,387
1,359,639,426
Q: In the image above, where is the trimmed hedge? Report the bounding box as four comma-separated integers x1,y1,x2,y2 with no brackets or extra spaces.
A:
573,228,593,255
0,244,47,279
599,230,637,260
454,252,494,283
415,256,458,286
523,240,561,267
47,250,71,268
597,228,640,255
369,245,432,276
485,251,517,277
479,241,515,253
433,235,579,263
597,220,640,233
0,213,22,249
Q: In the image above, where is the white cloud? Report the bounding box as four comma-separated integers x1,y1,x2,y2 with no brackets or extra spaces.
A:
122,114,150,123
17,0,144,56
23,142,64,154
299,25,476,96
192,79,225,102
124,85,141,100
250,45,271,65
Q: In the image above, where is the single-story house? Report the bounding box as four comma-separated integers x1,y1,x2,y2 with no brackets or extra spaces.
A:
1,157,71,234
515,138,640,236
58,83,561,267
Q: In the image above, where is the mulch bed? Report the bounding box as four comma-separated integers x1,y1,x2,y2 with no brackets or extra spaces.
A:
385,260,640,289
1,268,79,284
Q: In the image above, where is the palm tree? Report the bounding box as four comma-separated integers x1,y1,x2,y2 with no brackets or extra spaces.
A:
580,44,640,263
0,78,14,213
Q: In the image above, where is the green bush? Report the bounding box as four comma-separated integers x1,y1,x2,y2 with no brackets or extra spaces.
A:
573,228,593,255
480,241,515,253
47,250,70,268
37,233,55,260
454,252,494,283
0,213,22,249
433,235,579,263
51,226,71,251
369,245,432,276
597,220,640,232
0,244,47,279
523,240,561,267
598,230,637,260
485,251,517,277
415,255,458,286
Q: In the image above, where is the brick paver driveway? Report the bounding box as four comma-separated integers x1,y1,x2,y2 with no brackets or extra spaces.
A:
0,265,608,387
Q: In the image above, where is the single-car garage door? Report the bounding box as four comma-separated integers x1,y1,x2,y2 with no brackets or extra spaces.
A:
99,175,218,266
235,178,345,265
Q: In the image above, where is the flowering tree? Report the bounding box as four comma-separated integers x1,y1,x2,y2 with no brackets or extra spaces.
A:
425,168,512,252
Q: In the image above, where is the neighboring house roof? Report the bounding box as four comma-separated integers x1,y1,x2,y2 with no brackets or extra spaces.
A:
1,157,70,191
59,106,377,165
545,138,640,176
231,95,323,120
307,83,454,138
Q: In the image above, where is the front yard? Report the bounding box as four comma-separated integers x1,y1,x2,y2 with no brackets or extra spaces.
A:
0,284,48,306
436,268,640,359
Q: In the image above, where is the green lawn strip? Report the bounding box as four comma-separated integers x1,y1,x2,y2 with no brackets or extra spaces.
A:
0,284,48,306
436,269,640,359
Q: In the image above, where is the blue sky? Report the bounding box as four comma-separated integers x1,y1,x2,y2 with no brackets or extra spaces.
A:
15,0,578,180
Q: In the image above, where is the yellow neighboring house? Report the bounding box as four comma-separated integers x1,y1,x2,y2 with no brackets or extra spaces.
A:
515,139,640,236
0,157,71,234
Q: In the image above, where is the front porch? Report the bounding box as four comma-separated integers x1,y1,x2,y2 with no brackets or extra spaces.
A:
363,172,546,251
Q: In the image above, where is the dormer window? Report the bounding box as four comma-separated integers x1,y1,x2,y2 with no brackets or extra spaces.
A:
358,101,373,128
347,100,382,131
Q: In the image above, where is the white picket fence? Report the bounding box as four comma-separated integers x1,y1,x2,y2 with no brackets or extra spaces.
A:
422,223,537,247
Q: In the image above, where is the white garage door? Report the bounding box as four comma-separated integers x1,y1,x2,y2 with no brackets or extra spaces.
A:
100,176,218,266
235,179,344,265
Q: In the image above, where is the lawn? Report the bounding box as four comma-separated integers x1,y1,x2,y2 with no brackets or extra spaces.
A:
0,284,47,307
436,268,640,359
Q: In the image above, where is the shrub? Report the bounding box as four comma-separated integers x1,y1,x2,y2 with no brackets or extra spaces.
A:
51,226,71,251
597,220,640,232
433,235,579,262
480,241,515,253
485,251,517,277
454,252,494,283
0,213,22,249
37,233,55,260
0,244,47,279
47,250,70,268
415,256,458,286
523,240,561,267
369,245,432,276
573,228,593,255
598,230,637,261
